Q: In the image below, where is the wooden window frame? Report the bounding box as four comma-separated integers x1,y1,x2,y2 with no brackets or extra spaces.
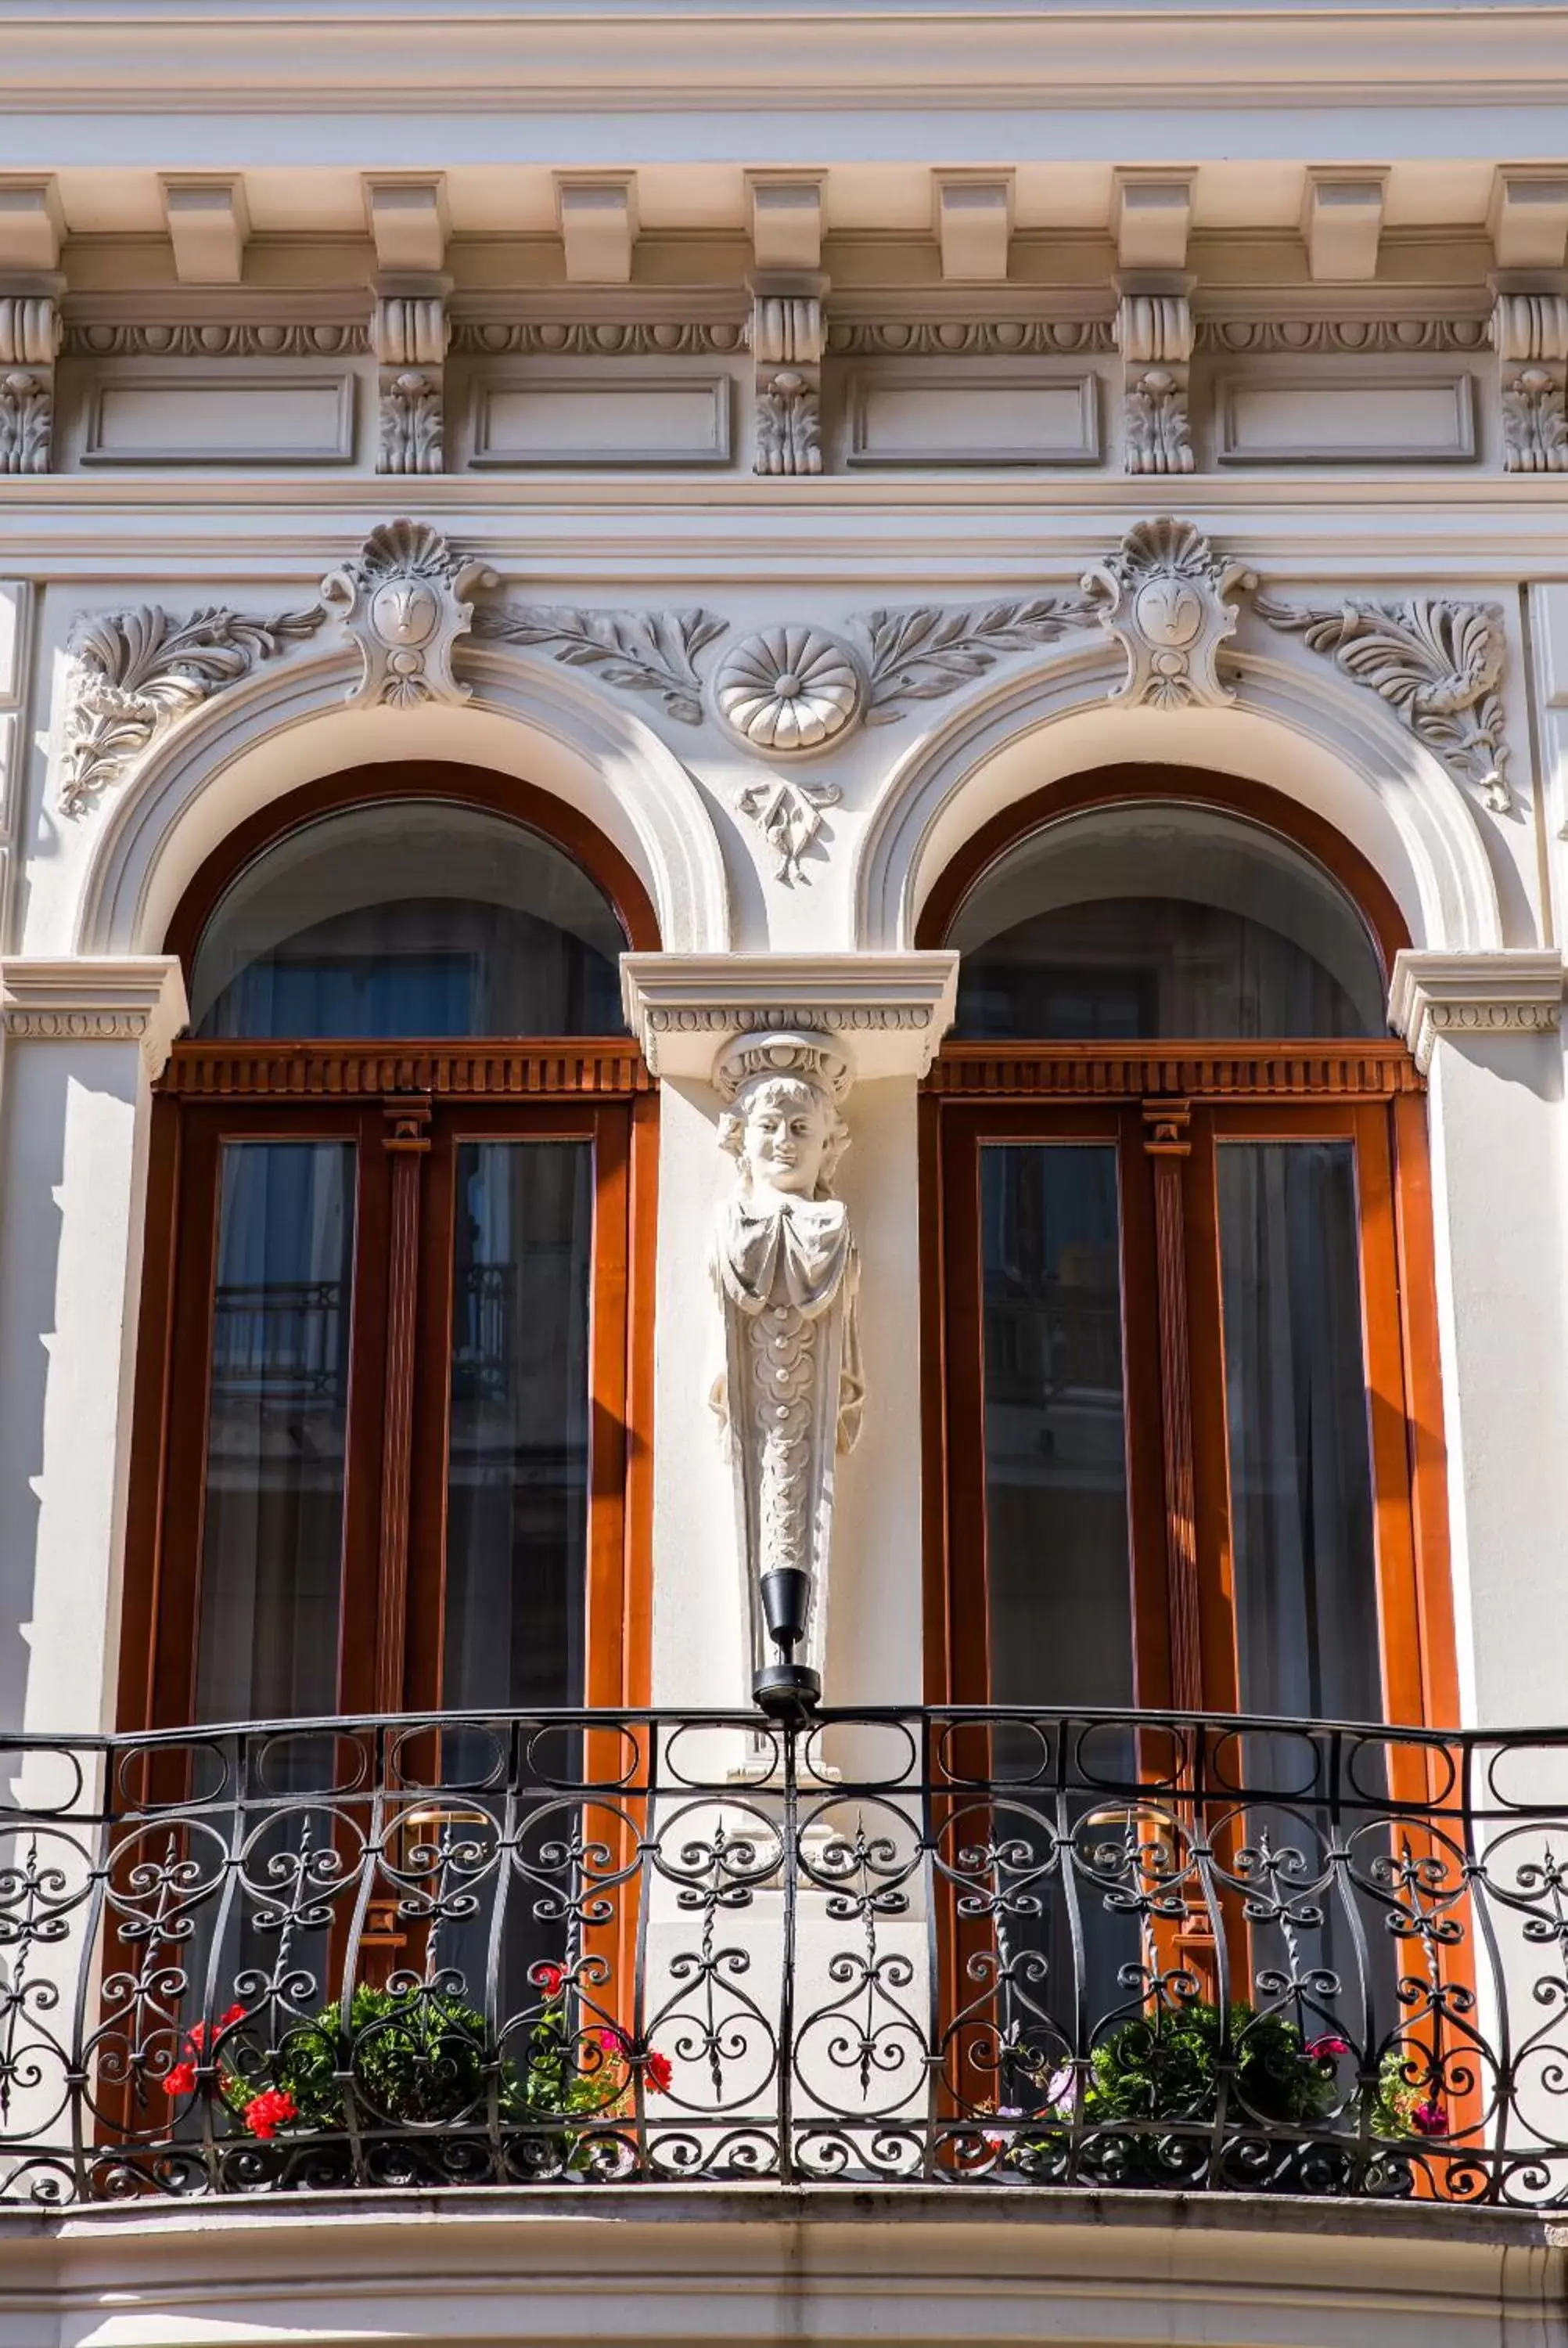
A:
119,763,659,1738
916,765,1457,1735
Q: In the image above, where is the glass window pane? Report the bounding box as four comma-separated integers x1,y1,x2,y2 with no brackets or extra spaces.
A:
442,1140,593,1712
1217,1140,1382,1723
950,804,1386,1040
189,801,628,1039
980,1143,1135,1709
193,1141,354,1724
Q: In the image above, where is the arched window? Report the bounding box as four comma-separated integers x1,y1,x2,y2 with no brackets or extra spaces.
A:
922,769,1453,1741
121,766,657,1738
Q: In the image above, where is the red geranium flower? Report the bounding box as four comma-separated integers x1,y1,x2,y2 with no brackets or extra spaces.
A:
642,2050,673,2095
534,1962,565,2000
242,2087,298,2141
1412,2099,1449,2137
161,2059,198,2098
1306,2036,1350,2059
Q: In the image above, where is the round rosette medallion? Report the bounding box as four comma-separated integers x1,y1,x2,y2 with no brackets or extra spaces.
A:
714,626,865,755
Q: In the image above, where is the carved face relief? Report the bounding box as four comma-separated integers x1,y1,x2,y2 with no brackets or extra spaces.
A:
369,578,441,650
1133,574,1204,650
739,1078,835,1201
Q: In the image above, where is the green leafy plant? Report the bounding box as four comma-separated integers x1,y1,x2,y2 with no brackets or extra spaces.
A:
162,1971,671,2162
999,2002,1444,2188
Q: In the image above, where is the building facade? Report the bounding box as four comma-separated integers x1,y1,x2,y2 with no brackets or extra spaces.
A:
4,5,1568,2342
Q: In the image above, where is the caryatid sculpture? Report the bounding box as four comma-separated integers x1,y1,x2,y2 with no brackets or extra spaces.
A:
710,1033,864,1711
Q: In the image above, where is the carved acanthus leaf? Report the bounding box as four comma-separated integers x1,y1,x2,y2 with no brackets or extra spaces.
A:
861,596,1094,721
1255,592,1512,812
1124,368,1194,476
0,369,52,475
1501,369,1568,474
754,369,821,477
473,603,728,724
378,368,444,476
60,603,326,815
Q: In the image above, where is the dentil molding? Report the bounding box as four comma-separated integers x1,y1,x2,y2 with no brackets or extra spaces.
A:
0,956,189,1077
1388,948,1564,1072
620,952,959,1082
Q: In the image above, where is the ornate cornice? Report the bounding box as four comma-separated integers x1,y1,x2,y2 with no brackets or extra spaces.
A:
160,1040,651,1098
929,1041,1424,1100
61,322,370,358
0,956,189,1077
451,320,745,357
620,951,959,1082
826,319,1114,356
1196,318,1490,355
1388,949,1563,1072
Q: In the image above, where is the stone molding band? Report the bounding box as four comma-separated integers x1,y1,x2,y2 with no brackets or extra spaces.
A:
1388,949,1565,1074
0,956,189,1076
620,951,959,1082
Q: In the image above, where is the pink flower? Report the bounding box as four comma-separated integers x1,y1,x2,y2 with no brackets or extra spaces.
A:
1043,2065,1076,2117
242,2087,298,2141
161,2059,197,2098
1412,2099,1449,2137
595,2026,627,2054
1307,2036,1350,2059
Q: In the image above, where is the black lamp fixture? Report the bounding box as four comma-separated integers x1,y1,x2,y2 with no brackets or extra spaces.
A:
753,1567,820,1719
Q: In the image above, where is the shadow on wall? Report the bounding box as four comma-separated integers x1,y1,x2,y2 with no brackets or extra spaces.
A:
0,1053,138,1738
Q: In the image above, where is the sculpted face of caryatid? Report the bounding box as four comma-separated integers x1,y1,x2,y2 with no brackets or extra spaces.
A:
734,1075,838,1209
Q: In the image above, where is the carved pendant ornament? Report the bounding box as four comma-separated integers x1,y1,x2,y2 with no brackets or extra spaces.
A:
710,1033,864,1687
52,513,1520,836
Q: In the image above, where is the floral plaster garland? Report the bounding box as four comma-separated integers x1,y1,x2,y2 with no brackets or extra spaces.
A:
52,517,1521,857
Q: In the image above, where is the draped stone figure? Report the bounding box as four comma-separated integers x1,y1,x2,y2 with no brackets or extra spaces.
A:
710,1033,864,1693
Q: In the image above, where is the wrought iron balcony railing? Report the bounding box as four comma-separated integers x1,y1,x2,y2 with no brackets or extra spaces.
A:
2,1705,1568,2205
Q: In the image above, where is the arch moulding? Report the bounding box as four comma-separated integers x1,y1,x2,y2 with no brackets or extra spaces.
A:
72,643,732,960
852,639,1505,962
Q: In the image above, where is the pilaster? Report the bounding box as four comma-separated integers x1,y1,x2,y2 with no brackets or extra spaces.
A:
0,956,188,1737
1388,948,1568,1728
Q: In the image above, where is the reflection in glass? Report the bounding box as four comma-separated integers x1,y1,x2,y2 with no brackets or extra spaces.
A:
442,1141,593,1714
1218,1140,1390,2050
980,1144,1135,1711
190,801,628,1039
980,1143,1138,2053
951,804,1386,1041
1217,1142,1381,1726
193,1142,354,1727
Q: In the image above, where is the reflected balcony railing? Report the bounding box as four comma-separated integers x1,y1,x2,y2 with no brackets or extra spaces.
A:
2,1705,1567,2203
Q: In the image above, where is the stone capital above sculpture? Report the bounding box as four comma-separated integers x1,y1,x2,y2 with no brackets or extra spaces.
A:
620,951,959,1083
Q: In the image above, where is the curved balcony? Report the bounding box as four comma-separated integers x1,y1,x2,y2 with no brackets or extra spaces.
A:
2,1706,1565,2207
